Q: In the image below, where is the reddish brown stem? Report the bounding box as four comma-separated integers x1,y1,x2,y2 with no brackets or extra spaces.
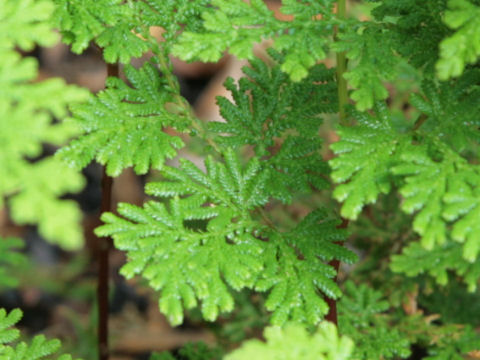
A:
325,218,349,326
97,63,118,360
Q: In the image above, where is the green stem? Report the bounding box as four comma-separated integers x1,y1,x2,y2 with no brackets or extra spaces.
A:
336,0,349,126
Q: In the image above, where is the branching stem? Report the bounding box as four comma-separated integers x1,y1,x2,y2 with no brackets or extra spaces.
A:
336,0,349,126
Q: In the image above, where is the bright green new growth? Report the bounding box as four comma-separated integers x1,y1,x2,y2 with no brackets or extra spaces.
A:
58,63,187,176
437,0,480,80
0,0,87,249
225,322,353,360
97,148,355,326
0,308,80,360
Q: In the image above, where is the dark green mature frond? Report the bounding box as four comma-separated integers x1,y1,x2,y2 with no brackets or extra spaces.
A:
339,282,411,360
0,308,80,360
371,0,448,72
225,322,354,360
0,238,25,289
97,149,353,326
58,63,187,176
409,75,480,152
436,0,480,80
210,57,337,152
210,55,335,202
0,0,87,249
173,0,337,81
329,103,409,219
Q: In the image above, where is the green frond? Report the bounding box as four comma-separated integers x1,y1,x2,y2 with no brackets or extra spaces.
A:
225,322,354,360
410,76,480,152
436,0,480,80
329,103,409,219
52,0,149,62
391,241,480,292
173,0,337,81
393,149,480,262
58,63,188,176
98,150,352,326
371,0,448,72
0,308,80,360
0,238,26,289
210,55,335,202
0,0,88,250
339,282,411,360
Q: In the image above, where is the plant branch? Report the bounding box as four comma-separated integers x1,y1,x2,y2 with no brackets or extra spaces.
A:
97,62,118,360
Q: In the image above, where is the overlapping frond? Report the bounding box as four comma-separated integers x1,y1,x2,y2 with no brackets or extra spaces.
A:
173,0,337,80
58,63,188,176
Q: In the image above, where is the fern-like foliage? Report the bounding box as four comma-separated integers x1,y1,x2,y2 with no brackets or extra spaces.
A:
339,282,411,360
333,23,401,111
1,0,88,249
333,0,449,110
224,322,354,360
0,308,80,360
58,63,188,176
436,0,480,80
53,0,209,63
173,0,338,81
0,238,25,289
97,149,354,326
330,64,480,283
329,103,409,220
209,53,336,203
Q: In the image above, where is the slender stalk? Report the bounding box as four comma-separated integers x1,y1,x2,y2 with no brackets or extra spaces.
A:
336,0,349,126
325,0,349,327
97,63,118,360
